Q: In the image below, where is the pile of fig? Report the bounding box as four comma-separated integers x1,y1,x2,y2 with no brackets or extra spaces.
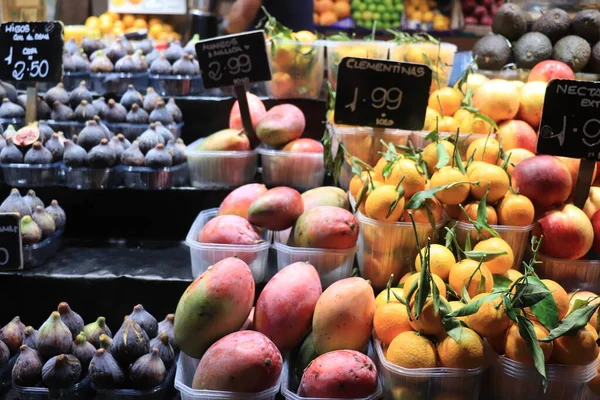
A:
121,124,187,169
1,303,177,392
0,188,66,244
102,85,183,125
148,39,200,76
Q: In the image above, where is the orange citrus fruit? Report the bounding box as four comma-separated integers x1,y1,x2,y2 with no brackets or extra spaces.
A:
422,140,455,174
504,323,553,364
466,137,502,165
428,87,462,117
448,259,494,299
414,244,456,281
430,166,470,205
365,185,405,222
472,238,514,275
402,272,447,299
384,158,426,198
496,193,535,226
472,79,521,123
374,302,413,345
437,116,459,133
424,107,442,130
408,298,446,336
551,323,599,365
386,331,437,369
375,287,404,308
568,291,600,330
468,163,510,203
458,201,499,225
437,328,486,369
403,197,444,224
540,279,570,321
465,293,511,338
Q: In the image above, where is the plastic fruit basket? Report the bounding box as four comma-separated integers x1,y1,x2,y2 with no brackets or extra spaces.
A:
266,39,325,99
23,228,64,268
62,165,123,190
389,42,457,90
47,120,85,139
454,221,534,270
535,254,600,294
89,72,149,95
121,162,189,190
488,351,598,400
175,351,282,400
356,210,447,291
408,131,495,159
1,161,64,187
106,121,184,142
272,229,356,289
258,147,324,191
148,74,208,97
374,339,486,400
186,137,258,189
0,117,25,130
326,40,390,90
328,124,411,190
186,208,271,283
12,375,92,400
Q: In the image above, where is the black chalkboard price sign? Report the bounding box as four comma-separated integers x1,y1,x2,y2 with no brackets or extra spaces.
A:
0,21,64,83
0,213,23,271
195,30,271,89
334,57,432,130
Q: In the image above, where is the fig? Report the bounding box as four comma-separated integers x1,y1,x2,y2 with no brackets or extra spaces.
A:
115,55,138,73
166,140,185,165
0,340,9,368
106,99,127,123
12,345,43,387
38,121,55,143
81,36,104,56
134,39,154,55
14,124,41,147
0,80,17,102
23,190,44,213
71,332,95,371
57,302,84,340
21,216,41,244
63,140,88,167
145,143,173,168
108,136,125,162
91,51,114,73
154,121,175,143
0,137,23,163
149,53,172,75
129,348,166,389
165,41,184,63
132,50,148,70
110,319,149,365
44,133,65,162
92,97,109,119
138,124,165,154
45,200,66,230
157,314,176,349
32,206,56,238
117,133,131,149
2,124,16,140
73,100,97,122
149,333,174,367
42,354,81,389
84,317,112,348
121,141,145,167
149,101,174,125
71,51,91,72
126,103,149,124
173,54,199,75
99,334,112,351
89,348,124,389
22,326,38,349
128,304,158,338
165,98,182,123
65,38,80,55
16,94,27,108
44,83,69,105
175,138,186,155
0,316,25,354
122,38,134,55
145,49,160,66
24,142,53,164
36,311,72,358
184,34,199,57
0,135,5,153
143,88,162,114
78,120,109,151
51,101,74,121
93,115,113,139
0,98,25,118
35,98,51,120
106,39,128,64
68,81,93,109
120,85,143,110
87,138,117,168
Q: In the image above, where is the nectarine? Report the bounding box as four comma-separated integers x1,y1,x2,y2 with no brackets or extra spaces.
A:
497,120,538,152
517,81,547,130
512,155,572,210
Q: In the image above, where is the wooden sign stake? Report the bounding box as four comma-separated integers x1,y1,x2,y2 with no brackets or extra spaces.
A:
234,85,259,148
574,159,595,209
24,86,37,125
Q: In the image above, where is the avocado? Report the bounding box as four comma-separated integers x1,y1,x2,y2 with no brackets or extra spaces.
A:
472,34,512,70
492,3,528,41
590,41,600,73
532,8,571,44
513,32,553,69
571,10,600,43
552,35,592,72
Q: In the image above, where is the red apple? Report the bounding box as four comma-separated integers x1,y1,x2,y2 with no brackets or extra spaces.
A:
229,92,267,131
528,60,575,83
512,155,572,210
282,138,324,153
534,204,594,260
592,209,600,253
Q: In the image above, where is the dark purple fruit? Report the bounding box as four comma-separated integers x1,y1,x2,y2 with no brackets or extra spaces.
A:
121,141,145,167
120,85,143,110
149,101,174,125
154,122,175,143
129,348,166,390
110,319,149,365
23,190,44,213
63,140,88,168
134,39,153,55
71,51,91,72
143,87,162,112
149,333,174,367
138,124,165,155
78,120,109,151
0,188,29,216
45,83,69,105
93,115,114,139
88,139,116,168
81,36,105,56
65,38,80,55
22,326,38,350
106,39,129,64
165,41,184,63
0,81,17,102
145,49,160,66
115,55,138,73
165,98,182,123
42,354,81,389
89,348,124,389
45,200,66,230
84,317,112,349
36,311,72,358
57,302,84,340
0,316,25,354
35,98,51,120
44,133,65,162
63,53,76,72
117,133,131,150
126,103,149,124
91,51,114,73
12,345,43,387
69,81,93,109
0,98,25,118
32,206,56,238
106,99,127,123
24,142,53,164
157,314,176,349
21,216,41,244
166,140,185,166
109,137,125,162
92,97,109,119
0,340,9,368
128,304,158,338
73,100,97,122
38,121,55,143
0,137,23,163
72,332,95,371
51,101,74,121
149,53,172,75
132,49,148,71
173,54,200,75
145,144,172,168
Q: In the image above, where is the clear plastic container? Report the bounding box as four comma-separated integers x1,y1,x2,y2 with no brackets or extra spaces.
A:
535,254,600,293
488,351,599,400
272,229,357,289
92,353,178,400
585,386,600,400
62,165,122,189
356,211,447,291
326,40,390,90
266,39,325,99
90,72,149,95
106,121,184,142
175,351,282,400
23,228,64,268
258,147,324,191
374,339,486,400
12,375,93,399
455,221,534,270
1,162,64,187
186,138,258,190
47,120,86,139
148,74,206,97
121,162,189,190
185,208,271,282
408,131,495,158
62,71,91,91
328,124,411,190
0,117,25,131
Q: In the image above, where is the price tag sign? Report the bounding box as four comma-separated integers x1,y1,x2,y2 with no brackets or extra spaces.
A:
537,79,600,160
334,57,432,130
0,21,63,83
195,30,271,89
0,213,22,271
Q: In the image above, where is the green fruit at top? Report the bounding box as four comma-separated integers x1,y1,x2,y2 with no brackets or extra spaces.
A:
492,3,527,41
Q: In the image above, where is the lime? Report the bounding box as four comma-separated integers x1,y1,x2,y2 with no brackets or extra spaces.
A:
352,11,362,19
357,2,367,11
362,10,373,19
376,4,386,12
368,3,377,11
382,12,392,21
372,12,381,20
395,3,403,11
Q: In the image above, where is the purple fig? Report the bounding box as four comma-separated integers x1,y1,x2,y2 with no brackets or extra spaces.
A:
71,332,95,371
36,311,72,358
84,317,112,348
57,302,84,339
12,345,43,387
89,348,125,389
42,354,81,389
110,319,149,365
128,304,158,338
157,314,177,349
149,333,174,367
129,348,166,389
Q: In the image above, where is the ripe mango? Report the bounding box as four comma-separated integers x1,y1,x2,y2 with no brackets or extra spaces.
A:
254,262,321,352
312,277,375,355
301,186,349,211
248,187,304,231
174,257,255,358
198,215,262,245
256,104,305,147
292,206,359,249
218,183,268,219
198,129,250,151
